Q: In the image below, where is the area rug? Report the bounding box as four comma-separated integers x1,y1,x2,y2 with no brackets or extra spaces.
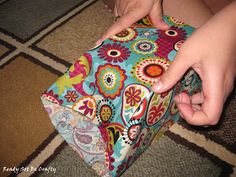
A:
0,0,235,177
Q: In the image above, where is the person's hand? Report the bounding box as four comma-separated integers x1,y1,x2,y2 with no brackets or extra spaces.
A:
96,0,169,45
152,2,236,126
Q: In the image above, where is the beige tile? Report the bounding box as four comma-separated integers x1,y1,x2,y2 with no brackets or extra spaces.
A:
0,55,58,176
36,1,113,63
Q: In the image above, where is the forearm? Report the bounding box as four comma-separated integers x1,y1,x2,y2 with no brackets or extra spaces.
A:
214,0,236,26
200,1,236,70
206,0,236,40
213,0,236,75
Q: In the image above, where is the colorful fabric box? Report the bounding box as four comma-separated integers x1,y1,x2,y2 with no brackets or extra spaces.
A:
41,16,201,177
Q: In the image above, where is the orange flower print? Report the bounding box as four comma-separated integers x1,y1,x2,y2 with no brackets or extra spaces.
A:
125,86,141,106
64,90,78,102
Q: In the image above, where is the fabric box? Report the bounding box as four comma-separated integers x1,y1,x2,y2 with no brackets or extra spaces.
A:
41,16,201,177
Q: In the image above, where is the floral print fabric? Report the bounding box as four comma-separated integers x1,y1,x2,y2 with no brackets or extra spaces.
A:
41,16,201,177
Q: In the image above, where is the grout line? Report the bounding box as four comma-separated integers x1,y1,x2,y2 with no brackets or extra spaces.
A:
25,48,67,73
169,124,236,166
26,0,97,45
0,0,9,5
0,46,67,73
231,167,236,177
0,0,97,69
0,48,20,66
0,32,23,47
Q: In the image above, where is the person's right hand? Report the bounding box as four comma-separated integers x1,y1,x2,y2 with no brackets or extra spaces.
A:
152,1,236,126
96,0,169,45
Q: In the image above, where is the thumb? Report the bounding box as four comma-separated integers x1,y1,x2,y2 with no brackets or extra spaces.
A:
152,52,192,93
96,9,146,45
149,0,169,30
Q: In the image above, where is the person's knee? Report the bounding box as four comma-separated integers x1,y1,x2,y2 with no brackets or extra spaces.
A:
163,0,213,27
203,0,233,13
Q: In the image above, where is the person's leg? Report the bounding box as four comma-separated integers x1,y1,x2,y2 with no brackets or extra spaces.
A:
101,0,214,27
101,0,233,28
203,0,233,13
163,0,213,27
163,0,233,28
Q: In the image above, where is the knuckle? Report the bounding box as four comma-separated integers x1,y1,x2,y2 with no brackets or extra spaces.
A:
224,75,234,95
209,120,218,126
160,72,171,84
208,116,220,126
185,119,196,125
228,82,234,94
118,18,128,28
182,115,196,125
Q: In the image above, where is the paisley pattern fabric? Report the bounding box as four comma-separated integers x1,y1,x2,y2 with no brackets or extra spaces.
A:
41,16,201,177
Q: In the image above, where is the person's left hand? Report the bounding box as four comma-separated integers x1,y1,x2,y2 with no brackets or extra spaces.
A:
96,0,169,45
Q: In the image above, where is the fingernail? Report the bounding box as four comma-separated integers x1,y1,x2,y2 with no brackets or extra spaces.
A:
95,39,102,46
174,95,180,103
161,20,169,28
161,20,166,24
152,80,163,92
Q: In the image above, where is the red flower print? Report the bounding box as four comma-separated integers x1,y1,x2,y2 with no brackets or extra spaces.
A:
64,90,78,102
42,90,63,104
98,43,131,63
79,100,94,116
147,103,165,126
125,86,141,106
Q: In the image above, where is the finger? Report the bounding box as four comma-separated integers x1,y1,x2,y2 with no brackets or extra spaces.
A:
149,1,169,30
178,104,202,117
190,92,204,104
152,51,192,93
177,104,221,126
96,9,146,44
200,71,224,124
177,104,207,125
117,0,129,16
179,74,224,126
192,104,201,111
114,0,124,16
114,4,118,17
174,92,191,105
175,92,201,111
